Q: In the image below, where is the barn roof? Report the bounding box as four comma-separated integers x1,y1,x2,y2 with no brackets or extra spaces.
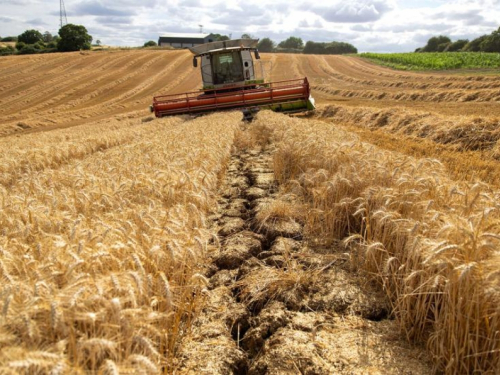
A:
159,33,211,39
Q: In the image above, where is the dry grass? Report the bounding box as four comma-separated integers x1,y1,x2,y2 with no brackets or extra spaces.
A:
258,111,500,374
315,84,500,103
316,104,500,186
318,105,500,155
0,112,240,372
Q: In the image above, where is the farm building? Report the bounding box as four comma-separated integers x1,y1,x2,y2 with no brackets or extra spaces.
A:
158,33,216,48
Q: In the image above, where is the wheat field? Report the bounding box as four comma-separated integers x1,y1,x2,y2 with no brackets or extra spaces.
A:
1,49,500,373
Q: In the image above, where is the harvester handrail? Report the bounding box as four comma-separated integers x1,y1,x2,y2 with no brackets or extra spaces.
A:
153,78,309,103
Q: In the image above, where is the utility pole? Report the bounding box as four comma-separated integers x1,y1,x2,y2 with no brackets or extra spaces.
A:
60,0,68,29
199,24,203,33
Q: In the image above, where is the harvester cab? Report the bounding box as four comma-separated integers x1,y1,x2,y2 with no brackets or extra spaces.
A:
151,39,315,120
191,39,263,93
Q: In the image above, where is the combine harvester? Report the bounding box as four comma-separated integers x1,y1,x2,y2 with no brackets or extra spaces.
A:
151,39,315,121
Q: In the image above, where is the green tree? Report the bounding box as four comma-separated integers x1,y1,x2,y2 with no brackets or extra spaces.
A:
18,29,43,44
278,36,303,50
464,35,488,52
257,38,275,52
1,36,17,42
143,40,157,47
437,42,451,52
96,40,101,46
304,41,325,54
209,34,230,41
303,41,357,55
42,31,53,43
241,33,253,39
422,35,451,52
480,27,500,52
57,24,92,52
446,39,468,52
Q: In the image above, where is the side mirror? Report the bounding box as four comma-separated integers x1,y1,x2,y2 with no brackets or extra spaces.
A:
254,50,260,60
193,57,198,68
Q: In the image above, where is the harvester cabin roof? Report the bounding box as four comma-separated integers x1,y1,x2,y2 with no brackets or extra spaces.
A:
189,39,259,56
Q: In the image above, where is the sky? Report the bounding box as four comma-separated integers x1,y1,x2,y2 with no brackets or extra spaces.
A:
0,0,499,52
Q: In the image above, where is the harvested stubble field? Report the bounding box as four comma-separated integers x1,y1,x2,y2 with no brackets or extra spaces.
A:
0,50,499,374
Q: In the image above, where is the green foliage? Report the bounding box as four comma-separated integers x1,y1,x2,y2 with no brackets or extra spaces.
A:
1,36,17,42
47,41,57,49
33,41,46,50
42,31,53,43
480,27,500,52
18,29,43,44
0,45,15,56
278,36,303,50
360,52,500,70
437,42,451,52
257,38,275,52
241,33,253,39
422,35,451,52
15,41,26,50
446,39,468,52
303,41,357,55
464,35,488,52
143,40,157,47
420,26,500,53
17,45,38,55
209,34,230,41
58,24,92,52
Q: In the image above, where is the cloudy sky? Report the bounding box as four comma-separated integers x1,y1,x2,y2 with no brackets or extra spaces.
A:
0,0,499,52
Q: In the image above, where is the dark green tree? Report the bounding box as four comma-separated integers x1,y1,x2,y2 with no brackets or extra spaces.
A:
241,33,253,39
480,27,500,52
304,41,325,54
144,40,157,47
57,24,92,52
303,41,357,55
257,38,275,52
445,39,468,52
464,35,488,51
437,42,451,52
422,35,451,52
18,29,43,44
209,34,229,41
278,36,304,50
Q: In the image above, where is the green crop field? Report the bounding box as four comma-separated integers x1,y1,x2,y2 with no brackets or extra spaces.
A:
360,52,500,70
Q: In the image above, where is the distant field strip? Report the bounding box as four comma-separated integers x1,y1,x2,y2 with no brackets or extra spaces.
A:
360,52,500,70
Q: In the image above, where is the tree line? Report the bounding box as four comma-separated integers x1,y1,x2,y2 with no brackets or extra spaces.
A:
0,24,93,56
256,35,357,54
416,26,500,53
143,34,357,55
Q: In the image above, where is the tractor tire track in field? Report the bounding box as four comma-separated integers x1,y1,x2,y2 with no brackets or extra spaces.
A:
177,122,432,374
